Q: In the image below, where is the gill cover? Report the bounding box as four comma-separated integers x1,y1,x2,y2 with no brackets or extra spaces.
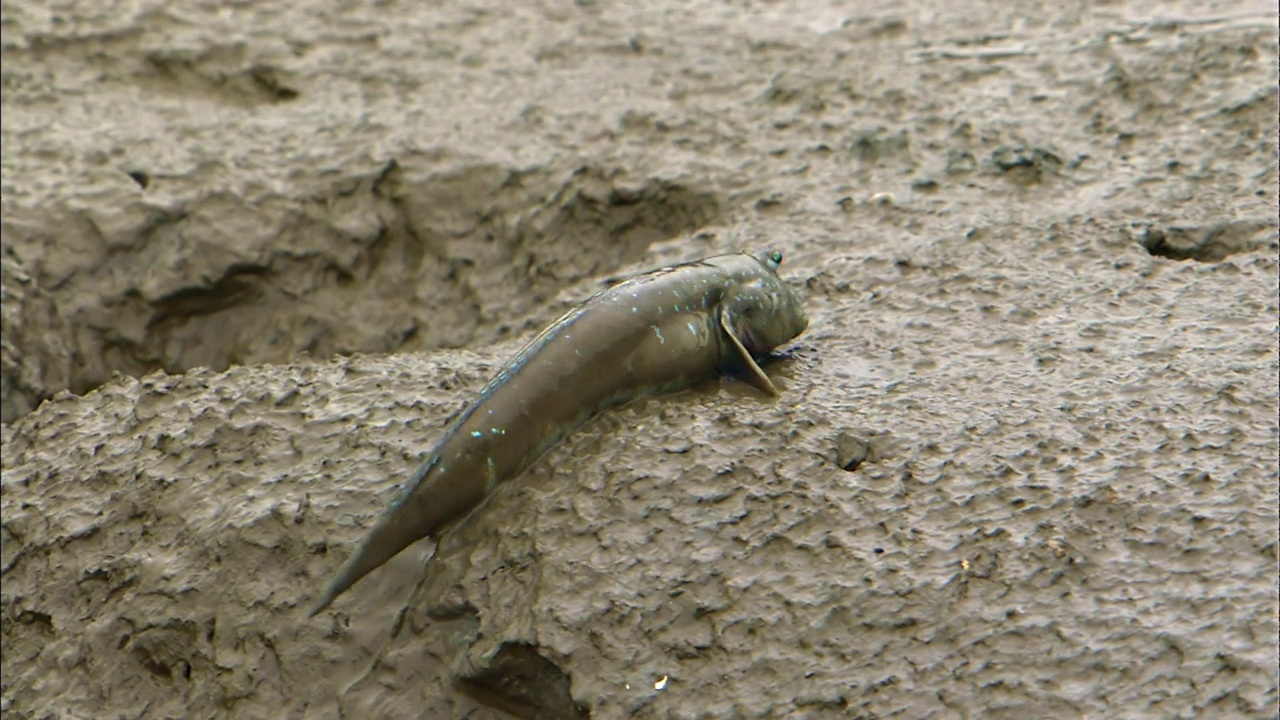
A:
717,249,808,395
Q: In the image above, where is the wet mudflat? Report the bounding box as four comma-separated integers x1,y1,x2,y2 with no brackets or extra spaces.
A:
2,1,1277,718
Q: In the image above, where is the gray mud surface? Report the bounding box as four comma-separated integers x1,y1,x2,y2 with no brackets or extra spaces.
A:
2,1,1278,718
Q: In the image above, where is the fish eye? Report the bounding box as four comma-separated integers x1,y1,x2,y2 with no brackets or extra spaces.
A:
770,251,783,265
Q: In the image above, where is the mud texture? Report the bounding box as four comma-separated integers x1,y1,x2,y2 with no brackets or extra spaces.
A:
2,1,1278,719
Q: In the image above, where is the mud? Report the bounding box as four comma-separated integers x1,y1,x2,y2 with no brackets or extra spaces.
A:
2,1,1277,718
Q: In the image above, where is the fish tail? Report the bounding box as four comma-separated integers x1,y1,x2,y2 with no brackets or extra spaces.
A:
308,503,430,617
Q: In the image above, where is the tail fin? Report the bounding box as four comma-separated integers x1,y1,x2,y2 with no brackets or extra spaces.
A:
308,506,427,617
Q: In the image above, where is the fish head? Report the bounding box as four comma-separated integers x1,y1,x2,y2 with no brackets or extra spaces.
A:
720,249,809,358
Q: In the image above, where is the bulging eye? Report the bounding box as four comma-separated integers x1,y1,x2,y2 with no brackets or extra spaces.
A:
770,251,783,265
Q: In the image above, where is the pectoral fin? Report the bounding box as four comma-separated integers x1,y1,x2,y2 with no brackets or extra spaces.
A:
719,308,780,396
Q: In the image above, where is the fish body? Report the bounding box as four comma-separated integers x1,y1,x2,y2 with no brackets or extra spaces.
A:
309,249,807,616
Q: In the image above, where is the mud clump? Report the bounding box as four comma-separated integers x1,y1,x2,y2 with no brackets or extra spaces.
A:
1138,220,1278,262
0,246,77,423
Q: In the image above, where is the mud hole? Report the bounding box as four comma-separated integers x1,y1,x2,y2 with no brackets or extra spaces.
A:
2,162,720,421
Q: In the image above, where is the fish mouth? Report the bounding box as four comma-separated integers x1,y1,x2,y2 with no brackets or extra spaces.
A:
793,308,810,336
734,307,807,359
